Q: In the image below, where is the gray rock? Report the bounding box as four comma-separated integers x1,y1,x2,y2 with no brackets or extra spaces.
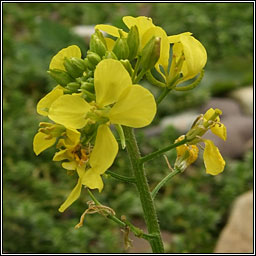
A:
229,86,253,116
214,190,253,253
160,110,200,133
72,25,97,44
200,97,242,117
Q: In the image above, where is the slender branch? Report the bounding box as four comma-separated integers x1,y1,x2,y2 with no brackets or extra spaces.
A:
140,138,188,163
134,69,146,84
106,170,136,184
145,71,166,88
87,189,154,241
151,168,181,199
132,56,141,83
156,87,171,105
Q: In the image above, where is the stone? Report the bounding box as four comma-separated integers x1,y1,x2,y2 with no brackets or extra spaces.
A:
214,190,253,253
200,97,242,117
72,25,97,44
160,110,200,134
229,86,253,116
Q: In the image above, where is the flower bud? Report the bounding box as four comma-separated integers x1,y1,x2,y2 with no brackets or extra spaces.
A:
90,34,107,58
80,82,94,91
47,69,74,86
84,58,95,71
103,51,118,60
66,82,81,92
127,25,139,60
112,37,129,60
87,51,101,67
63,57,86,78
120,59,133,77
140,36,161,71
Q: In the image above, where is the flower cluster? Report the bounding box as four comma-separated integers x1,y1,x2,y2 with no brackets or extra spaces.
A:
33,16,221,213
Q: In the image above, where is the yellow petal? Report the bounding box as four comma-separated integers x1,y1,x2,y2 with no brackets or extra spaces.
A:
123,16,154,40
180,35,207,81
81,168,104,192
62,161,77,170
33,132,56,155
109,85,156,128
65,128,81,145
203,108,215,121
48,95,91,129
141,26,170,73
95,24,127,38
94,59,132,107
211,123,227,141
168,32,193,43
37,85,64,116
58,178,83,212
49,45,81,71
105,37,115,51
53,149,70,161
203,140,225,175
90,124,118,173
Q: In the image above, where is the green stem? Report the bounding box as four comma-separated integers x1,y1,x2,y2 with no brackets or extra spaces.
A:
146,71,166,88
106,170,136,183
140,138,188,163
132,56,141,82
156,87,171,105
134,69,146,84
87,189,154,241
123,127,164,253
151,167,181,199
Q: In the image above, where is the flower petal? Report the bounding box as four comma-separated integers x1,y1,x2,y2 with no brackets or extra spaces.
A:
33,132,56,155
95,24,127,38
89,124,118,173
81,168,104,192
49,45,81,71
211,124,227,141
180,35,207,81
109,85,156,128
168,32,193,43
58,178,83,212
123,16,154,40
94,59,132,107
48,95,91,129
203,140,225,175
62,161,77,170
37,85,64,116
53,149,69,161
105,37,115,51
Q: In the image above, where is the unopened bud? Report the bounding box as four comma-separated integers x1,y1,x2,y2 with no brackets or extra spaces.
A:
66,82,81,92
47,69,74,86
80,82,94,91
112,37,129,60
84,58,95,71
120,60,133,77
127,25,139,60
103,51,118,60
140,36,161,71
64,57,86,78
87,51,101,67
90,34,107,57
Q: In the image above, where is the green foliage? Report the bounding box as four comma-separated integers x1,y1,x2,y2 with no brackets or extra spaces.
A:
3,2,253,253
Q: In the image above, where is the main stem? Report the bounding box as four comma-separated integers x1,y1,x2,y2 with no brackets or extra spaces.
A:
123,127,164,253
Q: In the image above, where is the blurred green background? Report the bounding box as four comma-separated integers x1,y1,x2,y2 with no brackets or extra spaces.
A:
3,2,253,253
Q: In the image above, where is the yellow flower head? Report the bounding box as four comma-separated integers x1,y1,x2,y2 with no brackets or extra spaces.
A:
168,33,207,83
175,108,226,175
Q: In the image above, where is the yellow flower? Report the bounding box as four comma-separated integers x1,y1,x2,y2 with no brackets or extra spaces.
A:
58,124,118,212
47,59,156,210
48,59,156,129
168,33,207,83
175,108,226,175
96,16,170,73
